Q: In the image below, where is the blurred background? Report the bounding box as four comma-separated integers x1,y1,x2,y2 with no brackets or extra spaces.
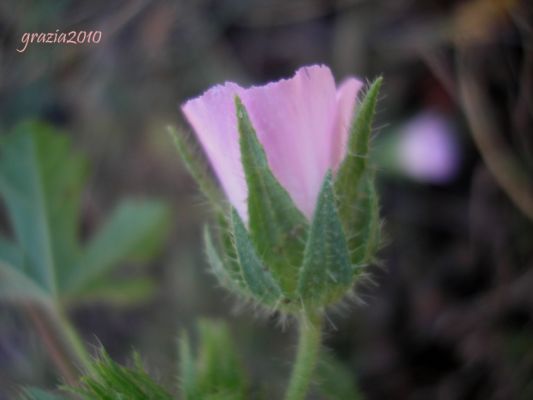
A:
0,0,532,399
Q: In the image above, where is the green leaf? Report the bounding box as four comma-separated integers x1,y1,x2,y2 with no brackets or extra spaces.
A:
0,121,88,297
179,320,247,400
0,261,49,301
231,209,282,306
179,332,198,400
0,121,171,306
0,235,24,269
0,237,43,301
298,172,353,307
168,125,226,215
63,200,170,293
235,97,308,294
21,388,67,400
316,353,363,400
0,238,47,301
65,277,156,306
64,350,173,400
335,77,382,265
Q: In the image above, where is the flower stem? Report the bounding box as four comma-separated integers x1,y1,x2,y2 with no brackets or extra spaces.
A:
284,311,323,400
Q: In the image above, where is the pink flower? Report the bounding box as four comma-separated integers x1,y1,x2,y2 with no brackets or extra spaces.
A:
397,111,460,183
181,65,363,221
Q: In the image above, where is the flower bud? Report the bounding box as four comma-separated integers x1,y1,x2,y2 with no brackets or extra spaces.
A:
178,66,383,313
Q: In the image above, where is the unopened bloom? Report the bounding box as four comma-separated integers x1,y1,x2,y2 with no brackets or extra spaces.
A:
181,65,363,221
176,66,382,312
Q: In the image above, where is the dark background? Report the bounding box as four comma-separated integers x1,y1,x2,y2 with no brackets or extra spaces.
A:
0,0,532,399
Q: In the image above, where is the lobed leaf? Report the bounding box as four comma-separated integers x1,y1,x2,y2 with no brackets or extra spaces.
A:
0,238,49,301
235,97,308,295
0,122,171,306
0,261,49,302
63,199,170,294
0,121,87,297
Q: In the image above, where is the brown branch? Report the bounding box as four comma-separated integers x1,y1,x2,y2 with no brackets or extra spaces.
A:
457,51,533,221
23,303,78,386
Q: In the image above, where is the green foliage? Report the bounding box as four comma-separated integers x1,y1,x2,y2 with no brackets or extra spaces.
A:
22,388,68,400
64,350,173,400
316,353,363,400
0,121,170,306
179,320,247,400
235,97,308,295
0,121,87,297
335,77,383,265
298,172,353,307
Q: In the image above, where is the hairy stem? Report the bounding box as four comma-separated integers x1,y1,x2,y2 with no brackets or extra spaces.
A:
284,311,323,400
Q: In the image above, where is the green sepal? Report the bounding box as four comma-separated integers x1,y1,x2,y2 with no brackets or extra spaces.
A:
348,171,381,268
235,97,308,295
168,125,226,215
231,208,283,307
335,77,382,265
204,226,249,296
216,214,245,284
298,172,353,307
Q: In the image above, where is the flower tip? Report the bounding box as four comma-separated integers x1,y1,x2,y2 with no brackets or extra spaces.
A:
368,76,384,93
234,95,244,109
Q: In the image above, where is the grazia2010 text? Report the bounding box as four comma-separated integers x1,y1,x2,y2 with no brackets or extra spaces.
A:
17,30,102,53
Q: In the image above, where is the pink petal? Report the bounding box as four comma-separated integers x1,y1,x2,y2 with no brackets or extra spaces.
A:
331,78,364,169
181,82,248,220
398,111,459,183
181,65,363,221
240,65,339,218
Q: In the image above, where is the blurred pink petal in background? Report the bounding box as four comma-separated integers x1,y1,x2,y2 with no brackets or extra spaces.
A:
397,111,460,184
182,65,363,221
